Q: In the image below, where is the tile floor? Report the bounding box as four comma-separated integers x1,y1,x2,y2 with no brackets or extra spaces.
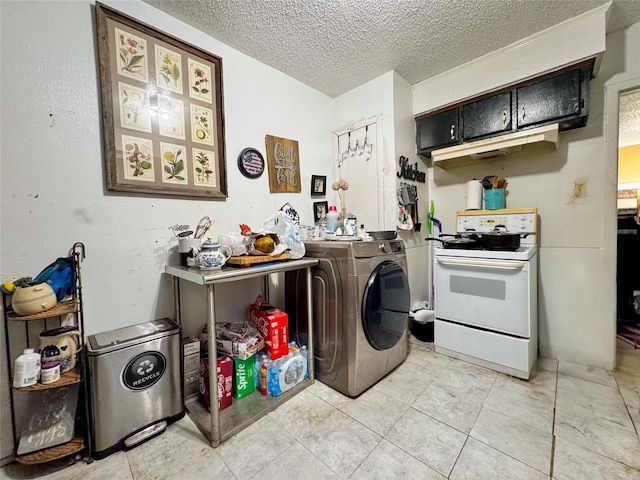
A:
2,337,639,480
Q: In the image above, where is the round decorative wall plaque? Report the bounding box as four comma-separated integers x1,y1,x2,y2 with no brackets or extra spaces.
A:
237,148,265,179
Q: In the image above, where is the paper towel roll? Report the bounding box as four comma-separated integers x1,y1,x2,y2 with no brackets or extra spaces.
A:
466,180,483,210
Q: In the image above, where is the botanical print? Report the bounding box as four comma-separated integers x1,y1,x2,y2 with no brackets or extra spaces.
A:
114,27,148,82
160,142,188,185
118,82,151,133
190,104,214,145
187,58,212,103
122,135,154,182
157,94,185,140
192,148,216,187
155,45,183,94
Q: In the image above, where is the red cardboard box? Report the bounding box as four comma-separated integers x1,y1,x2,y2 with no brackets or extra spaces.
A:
199,356,232,412
249,295,289,360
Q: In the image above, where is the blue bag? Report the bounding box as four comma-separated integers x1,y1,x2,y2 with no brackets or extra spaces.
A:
33,257,75,301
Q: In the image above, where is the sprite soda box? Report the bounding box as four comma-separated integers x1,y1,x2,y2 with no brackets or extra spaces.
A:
232,355,255,399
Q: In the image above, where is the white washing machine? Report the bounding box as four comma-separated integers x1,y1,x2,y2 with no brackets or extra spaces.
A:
286,238,409,397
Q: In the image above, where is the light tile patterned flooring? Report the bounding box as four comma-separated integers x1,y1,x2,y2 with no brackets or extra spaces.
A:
3,338,639,480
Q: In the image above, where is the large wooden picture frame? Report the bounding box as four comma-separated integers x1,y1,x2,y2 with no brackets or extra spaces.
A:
95,2,227,198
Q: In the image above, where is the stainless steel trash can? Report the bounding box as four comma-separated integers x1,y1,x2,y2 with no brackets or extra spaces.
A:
87,318,184,459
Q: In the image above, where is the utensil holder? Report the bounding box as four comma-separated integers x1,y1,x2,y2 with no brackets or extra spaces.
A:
485,189,505,210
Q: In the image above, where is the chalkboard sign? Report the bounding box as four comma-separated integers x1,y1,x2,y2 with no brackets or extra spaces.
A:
17,384,79,455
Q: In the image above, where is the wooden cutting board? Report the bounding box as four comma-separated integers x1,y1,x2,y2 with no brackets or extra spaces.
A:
226,253,291,267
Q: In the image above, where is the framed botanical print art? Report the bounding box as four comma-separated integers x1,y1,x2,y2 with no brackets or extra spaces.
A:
95,2,227,198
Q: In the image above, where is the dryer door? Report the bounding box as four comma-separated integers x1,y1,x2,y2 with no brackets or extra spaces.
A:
362,260,409,350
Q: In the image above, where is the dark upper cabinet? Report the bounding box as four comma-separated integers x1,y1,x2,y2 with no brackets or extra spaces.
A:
516,67,590,130
461,92,513,141
415,62,592,158
416,108,460,154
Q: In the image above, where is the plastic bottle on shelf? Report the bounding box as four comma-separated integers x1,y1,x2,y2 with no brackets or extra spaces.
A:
260,358,269,395
13,348,41,388
254,352,267,391
326,206,339,234
300,345,309,378
267,359,281,396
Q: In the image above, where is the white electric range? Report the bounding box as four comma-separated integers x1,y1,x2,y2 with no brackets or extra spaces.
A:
433,207,538,379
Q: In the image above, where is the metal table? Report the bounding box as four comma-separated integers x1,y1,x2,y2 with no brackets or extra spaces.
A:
165,258,318,447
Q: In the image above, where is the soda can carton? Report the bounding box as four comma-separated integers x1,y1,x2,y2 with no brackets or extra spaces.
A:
232,355,255,399
199,356,233,411
249,295,289,360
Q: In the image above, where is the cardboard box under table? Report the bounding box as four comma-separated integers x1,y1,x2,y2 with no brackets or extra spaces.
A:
249,296,289,360
199,356,232,411
183,336,200,402
215,321,264,360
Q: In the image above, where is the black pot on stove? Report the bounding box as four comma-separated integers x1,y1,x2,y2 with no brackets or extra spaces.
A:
479,226,524,251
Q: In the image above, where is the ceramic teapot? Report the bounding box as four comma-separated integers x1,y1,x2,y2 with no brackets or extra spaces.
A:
195,237,232,270
39,326,82,373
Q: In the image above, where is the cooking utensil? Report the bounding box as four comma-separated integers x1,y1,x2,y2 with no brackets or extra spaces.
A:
194,216,213,239
482,175,498,190
368,230,397,240
480,226,521,250
169,224,190,238
425,234,481,249
177,230,193,238
427,201,435,235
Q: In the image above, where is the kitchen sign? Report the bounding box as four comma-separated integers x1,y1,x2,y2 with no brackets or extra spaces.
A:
397,156,426,183
265,135,301,193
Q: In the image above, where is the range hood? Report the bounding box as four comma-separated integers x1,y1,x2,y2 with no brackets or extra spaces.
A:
432,123,559,168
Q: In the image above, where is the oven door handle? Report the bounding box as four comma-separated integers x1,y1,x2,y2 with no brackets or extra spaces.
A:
435,257,525,270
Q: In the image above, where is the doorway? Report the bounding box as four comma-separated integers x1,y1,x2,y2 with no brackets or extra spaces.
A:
616,88,640,347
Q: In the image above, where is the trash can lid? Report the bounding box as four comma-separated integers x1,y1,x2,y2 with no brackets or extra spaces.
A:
87,318,179,354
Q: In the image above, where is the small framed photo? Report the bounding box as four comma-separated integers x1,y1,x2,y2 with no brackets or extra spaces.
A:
313,201,328,224
311,175,326,197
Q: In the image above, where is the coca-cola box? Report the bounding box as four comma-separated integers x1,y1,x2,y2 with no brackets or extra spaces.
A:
249,295,289,360
199,356,232,411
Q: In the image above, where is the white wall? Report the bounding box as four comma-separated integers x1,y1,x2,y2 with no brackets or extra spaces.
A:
412,8,639,369
333,72,431,306
0,0,334,460
0,0,333,334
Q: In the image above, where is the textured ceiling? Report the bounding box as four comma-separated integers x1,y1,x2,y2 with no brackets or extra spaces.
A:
142,0,640,98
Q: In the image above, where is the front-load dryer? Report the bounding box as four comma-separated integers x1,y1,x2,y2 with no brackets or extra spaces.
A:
286,239,409,397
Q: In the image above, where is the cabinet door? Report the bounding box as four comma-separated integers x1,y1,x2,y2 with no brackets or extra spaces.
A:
416,108,460,154
516,69,584,128
462,92,512,140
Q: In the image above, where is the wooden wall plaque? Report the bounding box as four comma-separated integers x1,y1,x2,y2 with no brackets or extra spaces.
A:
265,135,301,193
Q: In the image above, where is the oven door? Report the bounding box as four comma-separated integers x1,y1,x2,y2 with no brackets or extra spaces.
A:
434,254,537,338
